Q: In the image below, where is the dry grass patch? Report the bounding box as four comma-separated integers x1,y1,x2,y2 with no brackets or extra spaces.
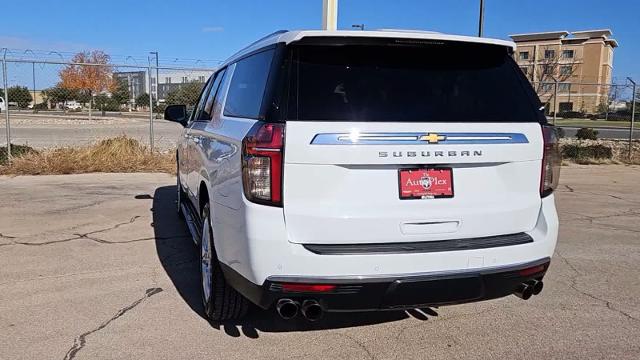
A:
560,138,640,165
0,136,174,175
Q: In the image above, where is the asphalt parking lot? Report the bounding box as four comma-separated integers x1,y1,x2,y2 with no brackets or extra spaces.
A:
1,165,639,359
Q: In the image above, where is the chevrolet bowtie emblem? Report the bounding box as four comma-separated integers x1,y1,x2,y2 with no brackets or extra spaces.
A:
418,133,447,144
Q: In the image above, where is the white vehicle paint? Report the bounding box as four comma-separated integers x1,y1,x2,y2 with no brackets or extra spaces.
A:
164,30,561,322
0,97,5,112
64,101,82,110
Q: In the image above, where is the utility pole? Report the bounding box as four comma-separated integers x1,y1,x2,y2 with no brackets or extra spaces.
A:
478,0,485,37
2,48,11,162
32,62,36,112
628,77,636,162
322,0,338,31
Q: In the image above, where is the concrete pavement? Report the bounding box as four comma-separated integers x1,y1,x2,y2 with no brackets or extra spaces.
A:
0,166,639,359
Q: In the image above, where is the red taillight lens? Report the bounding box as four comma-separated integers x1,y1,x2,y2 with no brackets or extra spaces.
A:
519,264,547,276
281,283,337,293
242,122,285,206
541,125,561,197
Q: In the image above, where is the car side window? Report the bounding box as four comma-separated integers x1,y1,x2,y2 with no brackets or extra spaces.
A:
200,68,227,120
191,75,216,122
223,49,275,119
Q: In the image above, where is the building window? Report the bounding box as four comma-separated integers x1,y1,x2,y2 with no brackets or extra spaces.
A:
559,102,573,112
165,77,171,84
542,83,554,92
559,83,571,92
544,49,555,59
182,76,188,83
560,65,573,76
541,64,553,75
520,66,529,76
519,51,529,60
198,76,206,82
562,50,574,59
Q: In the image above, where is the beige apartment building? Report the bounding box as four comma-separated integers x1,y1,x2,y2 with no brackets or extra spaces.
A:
510,29,618,114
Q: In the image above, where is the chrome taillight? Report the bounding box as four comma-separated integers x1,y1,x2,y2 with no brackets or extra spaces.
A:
242,122,285,206
541,125,560,197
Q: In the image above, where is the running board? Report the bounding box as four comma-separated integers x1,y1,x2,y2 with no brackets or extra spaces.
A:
180,203,201,245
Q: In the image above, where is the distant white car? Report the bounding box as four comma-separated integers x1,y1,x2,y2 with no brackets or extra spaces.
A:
0,97,5,112
64,101,82,110
163,29,561,322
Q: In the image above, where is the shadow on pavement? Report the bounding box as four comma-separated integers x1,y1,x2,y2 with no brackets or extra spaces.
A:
152,185,436,337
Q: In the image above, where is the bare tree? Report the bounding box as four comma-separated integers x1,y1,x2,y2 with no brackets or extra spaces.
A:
532,46,579,112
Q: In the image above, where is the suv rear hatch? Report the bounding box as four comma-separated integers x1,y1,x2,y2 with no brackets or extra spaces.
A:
281,38,547,245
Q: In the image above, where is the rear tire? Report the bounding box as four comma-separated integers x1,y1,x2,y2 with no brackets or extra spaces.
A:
200,203,248,321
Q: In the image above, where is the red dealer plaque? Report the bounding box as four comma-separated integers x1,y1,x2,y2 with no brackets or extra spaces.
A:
398,168,454,199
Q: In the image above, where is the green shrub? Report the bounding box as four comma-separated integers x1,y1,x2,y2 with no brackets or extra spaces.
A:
561,144,612,161
33,102,49,110
559,111,586,119
576,127,598,140
0,144,37,165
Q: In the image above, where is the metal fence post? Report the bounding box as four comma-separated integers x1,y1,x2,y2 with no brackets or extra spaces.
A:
553,80,558,125
628,78,636,162
2,50,11,162
148,66,154,151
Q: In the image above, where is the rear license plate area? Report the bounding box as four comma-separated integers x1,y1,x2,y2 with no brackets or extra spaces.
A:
398,168,454,199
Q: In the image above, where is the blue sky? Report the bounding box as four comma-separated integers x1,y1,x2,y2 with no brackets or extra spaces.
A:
0,0,638,79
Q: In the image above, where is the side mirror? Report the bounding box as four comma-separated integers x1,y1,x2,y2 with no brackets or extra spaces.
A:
164,105,188,126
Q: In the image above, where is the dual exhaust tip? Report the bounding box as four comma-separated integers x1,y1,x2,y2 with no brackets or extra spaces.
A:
276,299,323,321
513,280,544,300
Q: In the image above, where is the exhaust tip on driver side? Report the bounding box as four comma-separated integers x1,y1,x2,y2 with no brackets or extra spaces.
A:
513,283,534,300
276,299,299,320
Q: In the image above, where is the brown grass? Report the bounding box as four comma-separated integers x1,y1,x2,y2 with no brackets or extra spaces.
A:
0,136,175,175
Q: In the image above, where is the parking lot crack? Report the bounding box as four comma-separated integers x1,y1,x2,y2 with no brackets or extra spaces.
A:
556,251,639,323
0,232,16,239
337,332,375,360
62,287,163,360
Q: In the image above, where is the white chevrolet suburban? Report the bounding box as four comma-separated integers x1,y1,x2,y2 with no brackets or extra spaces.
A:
163,30,560,322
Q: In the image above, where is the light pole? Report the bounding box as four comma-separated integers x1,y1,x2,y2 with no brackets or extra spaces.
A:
478,0,485,37
149,51,159,108
627,77,636,162
2,48,11,162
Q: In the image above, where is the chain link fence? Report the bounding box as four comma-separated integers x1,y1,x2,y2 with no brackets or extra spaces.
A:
1,55,638,163
1,56,214,161
531,80,638,162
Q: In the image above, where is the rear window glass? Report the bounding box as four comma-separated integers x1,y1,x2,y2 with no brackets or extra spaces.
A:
287,41,543,122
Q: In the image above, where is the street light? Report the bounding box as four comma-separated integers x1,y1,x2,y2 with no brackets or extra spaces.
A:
352,24,365,31
478,0,485,37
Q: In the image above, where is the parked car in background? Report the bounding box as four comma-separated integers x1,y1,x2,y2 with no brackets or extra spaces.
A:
0,97,5,113
64,101,82,111
163,29,561,322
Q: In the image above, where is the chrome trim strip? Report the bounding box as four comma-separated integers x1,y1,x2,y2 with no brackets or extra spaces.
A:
265,257,550,284
311,132,529,145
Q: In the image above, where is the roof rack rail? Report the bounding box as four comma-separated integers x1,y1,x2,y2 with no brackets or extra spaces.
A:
246,30,289,48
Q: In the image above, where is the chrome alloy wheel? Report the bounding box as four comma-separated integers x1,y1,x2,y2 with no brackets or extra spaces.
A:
200,219,213,305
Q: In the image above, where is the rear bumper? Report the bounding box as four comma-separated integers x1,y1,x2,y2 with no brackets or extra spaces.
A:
222,258,550,311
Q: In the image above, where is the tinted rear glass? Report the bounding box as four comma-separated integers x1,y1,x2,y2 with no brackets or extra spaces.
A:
287,40,543,122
